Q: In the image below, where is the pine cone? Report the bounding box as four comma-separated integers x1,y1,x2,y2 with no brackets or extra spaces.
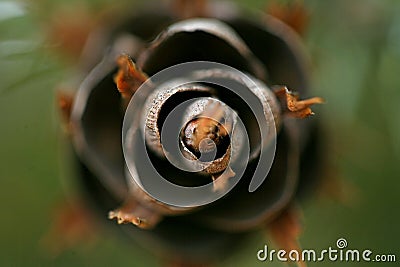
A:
58,1,324,265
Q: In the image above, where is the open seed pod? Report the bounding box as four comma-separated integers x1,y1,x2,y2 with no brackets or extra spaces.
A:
59,0,324,265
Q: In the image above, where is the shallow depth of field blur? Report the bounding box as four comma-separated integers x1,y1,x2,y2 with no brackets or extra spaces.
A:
1,0,399,266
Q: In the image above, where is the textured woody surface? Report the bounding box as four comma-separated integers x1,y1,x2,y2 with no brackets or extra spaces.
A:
65,1,321,264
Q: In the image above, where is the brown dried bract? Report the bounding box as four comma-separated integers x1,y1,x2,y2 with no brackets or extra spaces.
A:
40,199,97,256
173,0,209,19
266,1,309,36
268,207,307,267
57,91,75,134
47,4,97,61
274,86,324,118
114,54,148,100
57,91,74,123
108,197,161,229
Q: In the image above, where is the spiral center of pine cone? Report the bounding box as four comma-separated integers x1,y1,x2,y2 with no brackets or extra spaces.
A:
182,117,230,162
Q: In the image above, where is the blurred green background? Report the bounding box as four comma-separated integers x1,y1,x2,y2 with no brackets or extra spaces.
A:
1,0,399,266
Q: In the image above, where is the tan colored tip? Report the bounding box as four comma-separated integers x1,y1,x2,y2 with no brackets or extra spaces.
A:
114,54,148,100
108,198,161,229
274,86,324,119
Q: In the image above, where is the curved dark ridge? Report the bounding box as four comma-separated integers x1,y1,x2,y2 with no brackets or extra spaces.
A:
141,31,256,76
224,17,308,93
145,144,212,187
80,67,128,194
